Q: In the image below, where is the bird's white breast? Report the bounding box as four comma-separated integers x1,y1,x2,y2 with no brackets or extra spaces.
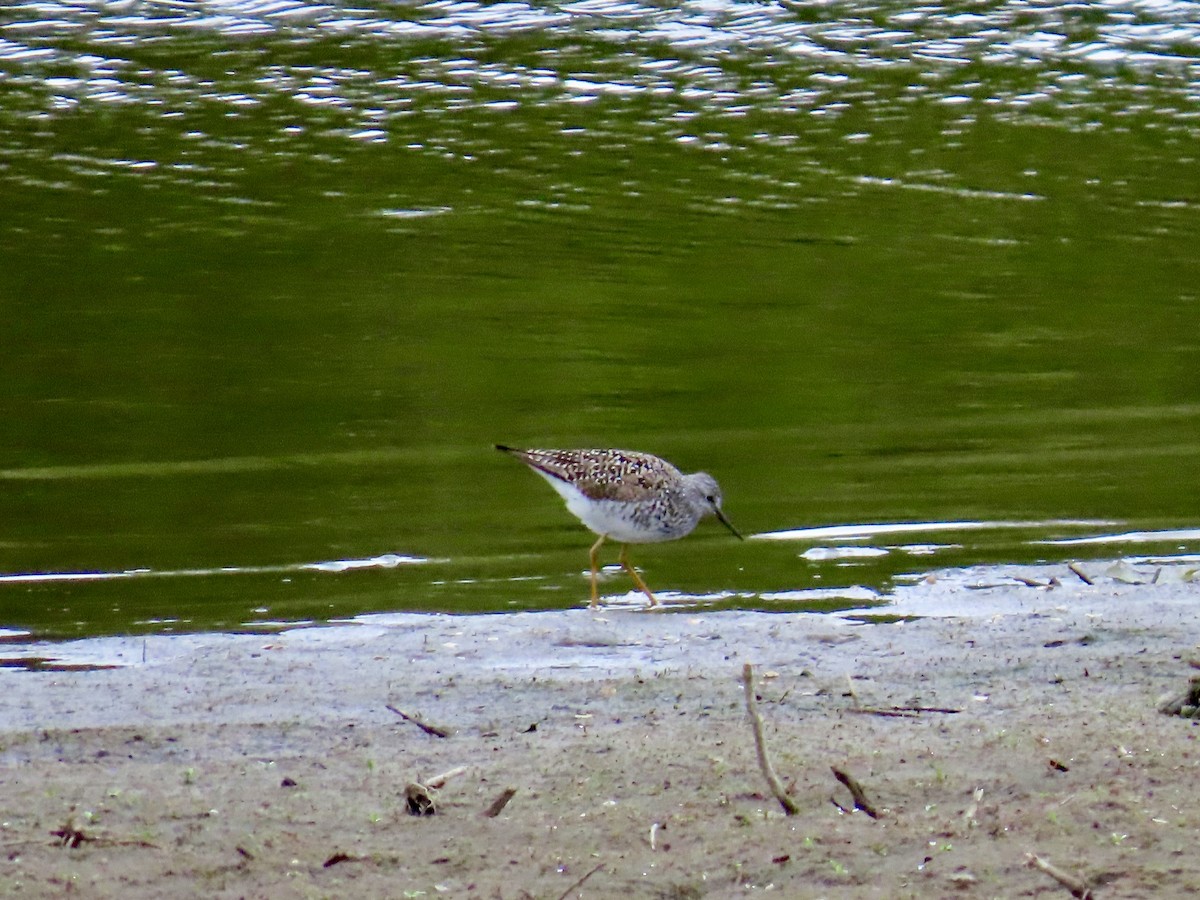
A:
534,471,681,543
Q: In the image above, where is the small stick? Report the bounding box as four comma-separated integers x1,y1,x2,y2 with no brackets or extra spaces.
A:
104,837,160,849
0,838,42,849
1067,563,1094,586
846,706,961,718
962,787,983,826
554,862,604,900
846,708,917,718
831,766,880,819
742,663,800,815
387,704,450,738
844,673,860,706
1013,575,1049,588
1025,853,1093,898
481,787,517,818
323,851,365,868
425,766,467,789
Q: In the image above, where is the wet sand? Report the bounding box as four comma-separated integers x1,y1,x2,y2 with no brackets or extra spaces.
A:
2,558,1199,898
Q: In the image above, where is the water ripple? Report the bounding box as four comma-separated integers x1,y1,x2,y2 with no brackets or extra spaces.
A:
1,0,1197,217
3,0,1196,115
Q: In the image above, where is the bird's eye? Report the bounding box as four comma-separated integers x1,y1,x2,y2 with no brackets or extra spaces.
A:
706,495,716,503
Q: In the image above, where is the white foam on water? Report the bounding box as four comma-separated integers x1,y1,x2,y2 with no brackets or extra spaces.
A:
800,546,889,561
1036,528,1200,546
0,553,430,585
752,519,1115,542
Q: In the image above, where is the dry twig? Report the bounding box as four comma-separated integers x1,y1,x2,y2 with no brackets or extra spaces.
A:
323,851,365,868
425,766,467,788
846,705,960,718
1013,575,1056,588
1025,853,1093,898
1067,562,1094,585
387,704,450,738
554,862,604,900
481,787,517,818
742,663,800,816
844,673,860,706
831,766,880,818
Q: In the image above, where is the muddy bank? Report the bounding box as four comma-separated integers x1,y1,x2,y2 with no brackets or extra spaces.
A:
2,559,1199,898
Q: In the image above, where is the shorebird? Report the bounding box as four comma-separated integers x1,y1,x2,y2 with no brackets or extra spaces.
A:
496,445,742,607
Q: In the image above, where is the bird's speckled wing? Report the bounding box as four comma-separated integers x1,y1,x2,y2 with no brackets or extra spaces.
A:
501,448,681,503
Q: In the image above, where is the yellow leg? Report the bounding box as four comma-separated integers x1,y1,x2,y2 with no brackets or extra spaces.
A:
619,544,658,607
588,534,606,608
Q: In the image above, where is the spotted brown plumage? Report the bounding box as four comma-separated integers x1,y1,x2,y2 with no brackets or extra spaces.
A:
496,445,742,607
500,448,680,502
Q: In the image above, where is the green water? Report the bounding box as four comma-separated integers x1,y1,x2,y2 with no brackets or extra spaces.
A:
1,0,1198,638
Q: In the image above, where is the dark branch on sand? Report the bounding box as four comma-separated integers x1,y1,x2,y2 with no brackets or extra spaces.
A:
481,787,518,818
846,705,961,718
1067,562,1095,585
831,767,880,819
386,704,451,738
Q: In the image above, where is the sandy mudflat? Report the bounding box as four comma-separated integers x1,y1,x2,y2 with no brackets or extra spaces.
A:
2,558,1199,899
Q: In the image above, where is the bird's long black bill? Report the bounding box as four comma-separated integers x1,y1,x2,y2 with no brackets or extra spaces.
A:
715,507,744,540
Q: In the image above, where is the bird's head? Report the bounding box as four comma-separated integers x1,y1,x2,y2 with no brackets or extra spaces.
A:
687,472,744,540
